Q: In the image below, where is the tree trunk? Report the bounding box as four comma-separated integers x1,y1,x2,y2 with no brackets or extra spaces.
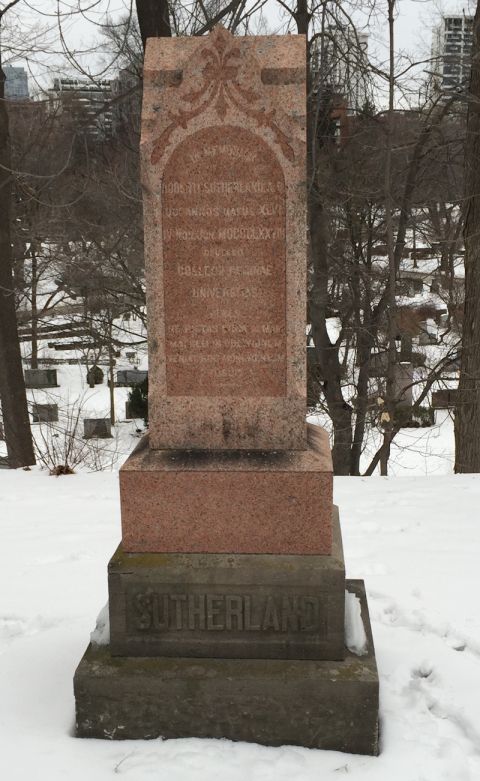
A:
135,0,171,49
30,249,38,369
108,324,116,426
0,65,35,468
382,0,397,479
455,0,480,473
350,336,373,475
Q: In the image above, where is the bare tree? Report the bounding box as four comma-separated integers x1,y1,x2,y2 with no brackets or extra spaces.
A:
0,0,35,467
455,0,480,473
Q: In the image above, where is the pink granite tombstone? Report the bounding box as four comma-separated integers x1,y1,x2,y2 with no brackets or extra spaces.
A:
141,25,307,452
119,25,333,554
74,30,378,754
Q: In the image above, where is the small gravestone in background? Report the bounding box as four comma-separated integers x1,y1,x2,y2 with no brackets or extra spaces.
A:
432,388,458,409
32,404,59,423
74,27,378,755
24,368,58,388
83,419,112,439
86,366,104,387
116,369,148,387
394,362,414,409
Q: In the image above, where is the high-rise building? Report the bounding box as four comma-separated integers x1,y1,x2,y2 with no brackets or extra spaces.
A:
48,77,114,140
3,64,29,100
431,15,473,95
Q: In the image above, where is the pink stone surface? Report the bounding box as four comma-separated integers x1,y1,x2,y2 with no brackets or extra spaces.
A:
120,425,333,555
141,27,307,451
162,125,287,398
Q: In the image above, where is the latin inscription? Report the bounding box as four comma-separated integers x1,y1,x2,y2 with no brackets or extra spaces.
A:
162,125,287,397
127,591,328,636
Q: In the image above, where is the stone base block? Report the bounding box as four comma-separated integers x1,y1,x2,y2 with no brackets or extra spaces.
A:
74,581,378,755
119,424,333,554
109,507,345,660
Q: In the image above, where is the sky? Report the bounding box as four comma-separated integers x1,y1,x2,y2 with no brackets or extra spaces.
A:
1,0,477,99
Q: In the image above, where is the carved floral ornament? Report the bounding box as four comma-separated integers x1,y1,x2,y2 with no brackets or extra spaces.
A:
150,25,295,165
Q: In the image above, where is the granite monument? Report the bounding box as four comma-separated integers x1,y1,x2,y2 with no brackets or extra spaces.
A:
73,26,379,755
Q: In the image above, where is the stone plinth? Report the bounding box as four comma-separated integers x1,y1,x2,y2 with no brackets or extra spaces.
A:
74,581,379,755
109,507,344,660
432,389,458,409
141,27,307,451
120,424,332,555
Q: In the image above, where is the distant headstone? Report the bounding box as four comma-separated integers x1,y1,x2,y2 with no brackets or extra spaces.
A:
86,366,104,386
24,368,58,388
125,401,145,421
32,404,58,423
116,370,148,387
84,419,112,439
394,362,413,408
432,389,458,409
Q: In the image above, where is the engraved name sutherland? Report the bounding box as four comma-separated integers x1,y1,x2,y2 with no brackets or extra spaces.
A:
127,591,328,635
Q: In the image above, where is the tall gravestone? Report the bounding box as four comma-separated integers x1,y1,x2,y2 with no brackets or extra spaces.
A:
73,27,379,754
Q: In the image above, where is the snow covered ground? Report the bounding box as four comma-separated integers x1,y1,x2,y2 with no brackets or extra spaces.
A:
1,465,480,780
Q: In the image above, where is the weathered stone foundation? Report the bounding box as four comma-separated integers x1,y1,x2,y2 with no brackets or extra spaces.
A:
74,581,379,754
109,506,345,660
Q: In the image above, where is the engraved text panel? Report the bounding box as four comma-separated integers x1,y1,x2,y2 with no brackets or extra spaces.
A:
162,125,287,397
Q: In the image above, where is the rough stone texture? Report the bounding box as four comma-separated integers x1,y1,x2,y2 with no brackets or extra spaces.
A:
73,29,379,754
24,368,58,388
74,580,379,755
32,403,58,423
109,506,344,660
120,424,332,554
141,27,307,451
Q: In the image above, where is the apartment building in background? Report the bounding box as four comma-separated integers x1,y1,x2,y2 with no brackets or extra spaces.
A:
48,77,114,141
431,15,473,96
4,64,29,100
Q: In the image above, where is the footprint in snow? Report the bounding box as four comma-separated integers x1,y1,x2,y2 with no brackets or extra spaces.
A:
0,615,61,649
